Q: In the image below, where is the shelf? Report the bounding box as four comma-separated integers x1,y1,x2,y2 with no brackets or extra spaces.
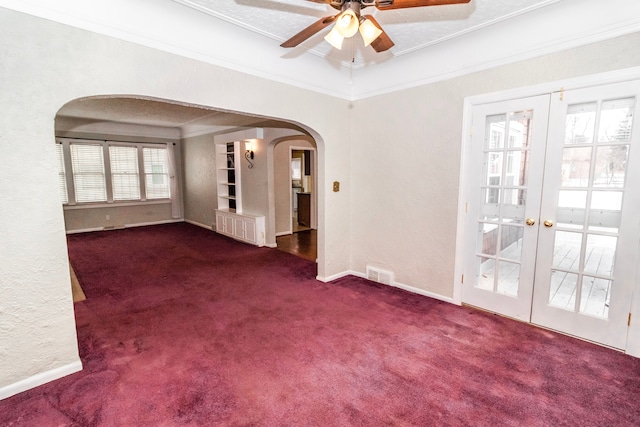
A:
216,141,242,213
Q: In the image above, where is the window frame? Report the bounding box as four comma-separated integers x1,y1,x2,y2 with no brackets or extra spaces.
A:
57,138,173,208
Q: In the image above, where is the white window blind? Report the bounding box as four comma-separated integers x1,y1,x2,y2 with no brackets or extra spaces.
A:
71,143,107,203
143,147,170,199
60,139,172,205
55,142,68,204
109,146,140,201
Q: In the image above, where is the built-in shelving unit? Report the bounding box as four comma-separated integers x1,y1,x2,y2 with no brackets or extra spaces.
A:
215,141,242,213
213,128,265,247
215,209,265,247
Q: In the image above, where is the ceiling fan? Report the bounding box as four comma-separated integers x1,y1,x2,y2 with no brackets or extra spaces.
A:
281,0,471,53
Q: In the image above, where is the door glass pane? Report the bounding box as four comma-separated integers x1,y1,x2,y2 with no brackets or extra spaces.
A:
548,270,578,311
584,234,617,276
589,191,622,232
476,256,495,291
497,261,519,297
502,189,526,222
558,190,587,208
561,147,592,187
477,223,498,255
485,115,506,149
591,191,623,210
594,145,629,188
553,231,582,270
507,150,529,186
580,276,611,318
483,152,504,184
556,209,584,230
556,190,587,229
598,98,635,143
565,102,596,145
480,190,500,221
500,225,523,261
507,111,532,148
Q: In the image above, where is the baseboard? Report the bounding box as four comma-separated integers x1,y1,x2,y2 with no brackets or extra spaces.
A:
320,270,457,305
184,219,213,230
66,226,104,234
124,219,183,228
317,270,354,283
276,231,291,237
66,219,184,235
389,281,456,305
0,360,82,401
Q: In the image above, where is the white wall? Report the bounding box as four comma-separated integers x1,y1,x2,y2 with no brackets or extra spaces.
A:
0,7,351,397
350,32,640,299
182,133,218,229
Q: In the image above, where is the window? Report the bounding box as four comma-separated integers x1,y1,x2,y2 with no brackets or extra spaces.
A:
291,158,302,180
71,143,107,203
110,146,140,201
57,138,172,205
55,142,68,204
143,147,170,199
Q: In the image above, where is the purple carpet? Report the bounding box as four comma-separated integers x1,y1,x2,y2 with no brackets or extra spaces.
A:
2,223,640,426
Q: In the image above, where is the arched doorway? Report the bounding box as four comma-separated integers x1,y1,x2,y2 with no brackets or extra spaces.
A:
269,136,318,262
56,94,324,270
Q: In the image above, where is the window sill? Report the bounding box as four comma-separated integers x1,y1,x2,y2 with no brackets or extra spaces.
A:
63,199,171,210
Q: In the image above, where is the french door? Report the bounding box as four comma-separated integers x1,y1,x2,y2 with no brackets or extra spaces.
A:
461,80,640,349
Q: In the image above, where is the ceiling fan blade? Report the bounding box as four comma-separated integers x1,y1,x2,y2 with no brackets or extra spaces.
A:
363,15,395,53
280,15,339,48
305,0,343,11
376,0,471,10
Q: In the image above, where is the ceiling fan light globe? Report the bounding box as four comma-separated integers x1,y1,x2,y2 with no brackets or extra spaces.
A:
359,18,383,47
335,10,359,38
324,26,344,50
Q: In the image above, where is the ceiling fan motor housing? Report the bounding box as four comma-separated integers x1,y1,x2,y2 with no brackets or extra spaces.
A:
331,1,393,11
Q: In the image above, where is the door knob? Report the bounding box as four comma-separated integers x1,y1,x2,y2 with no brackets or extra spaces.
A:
544,220,554,228
526,218,536,226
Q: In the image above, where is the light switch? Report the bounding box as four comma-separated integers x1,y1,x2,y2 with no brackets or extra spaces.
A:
333,181,340,192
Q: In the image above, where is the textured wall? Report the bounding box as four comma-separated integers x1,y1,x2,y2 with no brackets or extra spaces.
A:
182,134,218,229
0,7,351,395
350,32,640,299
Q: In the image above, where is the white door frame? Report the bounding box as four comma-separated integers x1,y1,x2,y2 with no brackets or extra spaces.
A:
289,146,318,233
453,66,640,356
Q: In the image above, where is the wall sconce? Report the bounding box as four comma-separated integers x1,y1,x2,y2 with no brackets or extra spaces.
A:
245,141,254,169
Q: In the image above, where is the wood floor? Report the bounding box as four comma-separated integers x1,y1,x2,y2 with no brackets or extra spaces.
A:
276,229,317,262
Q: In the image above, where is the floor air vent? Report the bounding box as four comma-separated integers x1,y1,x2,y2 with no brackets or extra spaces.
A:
366,266,394,286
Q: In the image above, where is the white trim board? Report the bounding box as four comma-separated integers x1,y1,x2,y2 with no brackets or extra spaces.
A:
0,361,82,401
65,218,184,235
319,270,456,305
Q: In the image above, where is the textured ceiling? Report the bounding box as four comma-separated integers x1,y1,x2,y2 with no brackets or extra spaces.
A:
6,0,637,134
56,97,307,138
173,0,560,68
